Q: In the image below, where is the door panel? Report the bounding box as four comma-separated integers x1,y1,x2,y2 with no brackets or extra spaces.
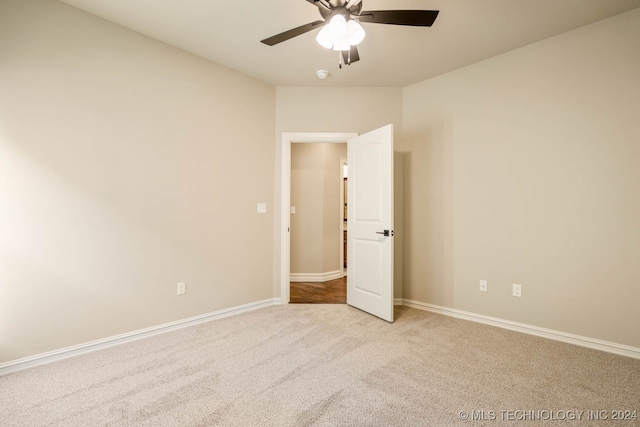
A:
353,143,382,221
352,239,382,296
347,124,394,322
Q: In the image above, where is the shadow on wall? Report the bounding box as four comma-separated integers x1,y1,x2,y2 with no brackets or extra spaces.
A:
401,122,455,307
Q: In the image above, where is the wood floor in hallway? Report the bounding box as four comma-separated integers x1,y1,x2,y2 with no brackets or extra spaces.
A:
290,277,346,304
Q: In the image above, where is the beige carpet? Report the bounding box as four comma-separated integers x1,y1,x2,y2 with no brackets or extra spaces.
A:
1,305,639,426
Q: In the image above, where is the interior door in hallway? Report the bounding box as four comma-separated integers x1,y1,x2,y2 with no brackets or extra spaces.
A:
347,124,394,322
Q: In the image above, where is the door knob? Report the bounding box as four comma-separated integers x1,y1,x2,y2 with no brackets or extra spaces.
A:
375,230,394,237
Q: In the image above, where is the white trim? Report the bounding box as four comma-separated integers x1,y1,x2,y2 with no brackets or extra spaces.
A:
0,298,279,376
290,270,345,283
280,132,358,304
340,156,348,273
401,299,640,360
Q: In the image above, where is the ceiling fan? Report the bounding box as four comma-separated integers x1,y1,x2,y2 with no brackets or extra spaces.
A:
261,0,439,68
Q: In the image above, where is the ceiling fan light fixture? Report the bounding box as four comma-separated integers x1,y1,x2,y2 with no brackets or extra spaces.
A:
346,19,365,46
317,17,365,51
316,25,333,49
328,14,347,39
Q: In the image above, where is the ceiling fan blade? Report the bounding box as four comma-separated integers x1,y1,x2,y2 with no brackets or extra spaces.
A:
261,20,325,46
305,0,331,12
357,10,439,26
341,46,360,65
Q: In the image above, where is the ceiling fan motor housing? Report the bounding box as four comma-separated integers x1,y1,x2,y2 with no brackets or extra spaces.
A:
318,1,363,20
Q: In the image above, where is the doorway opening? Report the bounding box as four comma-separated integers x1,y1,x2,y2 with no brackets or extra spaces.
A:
279,133,358,305
289,142,346,303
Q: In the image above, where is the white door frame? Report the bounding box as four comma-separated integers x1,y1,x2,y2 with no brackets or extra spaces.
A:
280,132,358,304
340,156,348,275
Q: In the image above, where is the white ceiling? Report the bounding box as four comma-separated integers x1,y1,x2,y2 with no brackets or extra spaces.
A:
59,0,640,87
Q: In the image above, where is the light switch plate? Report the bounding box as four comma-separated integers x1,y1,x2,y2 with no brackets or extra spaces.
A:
257,203,267,214
290,206,296,214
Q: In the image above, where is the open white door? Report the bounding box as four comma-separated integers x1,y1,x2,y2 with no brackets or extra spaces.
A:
347,124,394,322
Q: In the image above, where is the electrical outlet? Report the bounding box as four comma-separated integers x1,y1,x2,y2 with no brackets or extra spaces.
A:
177,281,186,296
512,284,522,297
479,280,488,292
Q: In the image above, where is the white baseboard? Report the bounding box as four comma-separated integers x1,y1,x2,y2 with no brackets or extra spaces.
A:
401,299,640,360
6,297,635,376
0,298,280,376
290,270,345,283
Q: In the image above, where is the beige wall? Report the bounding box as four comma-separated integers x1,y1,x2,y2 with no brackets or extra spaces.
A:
274,87,404,297
290,143,346,275
402,8,640,347
0,0,275,362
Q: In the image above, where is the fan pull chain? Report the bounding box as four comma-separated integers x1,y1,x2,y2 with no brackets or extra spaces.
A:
338,51,343,69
